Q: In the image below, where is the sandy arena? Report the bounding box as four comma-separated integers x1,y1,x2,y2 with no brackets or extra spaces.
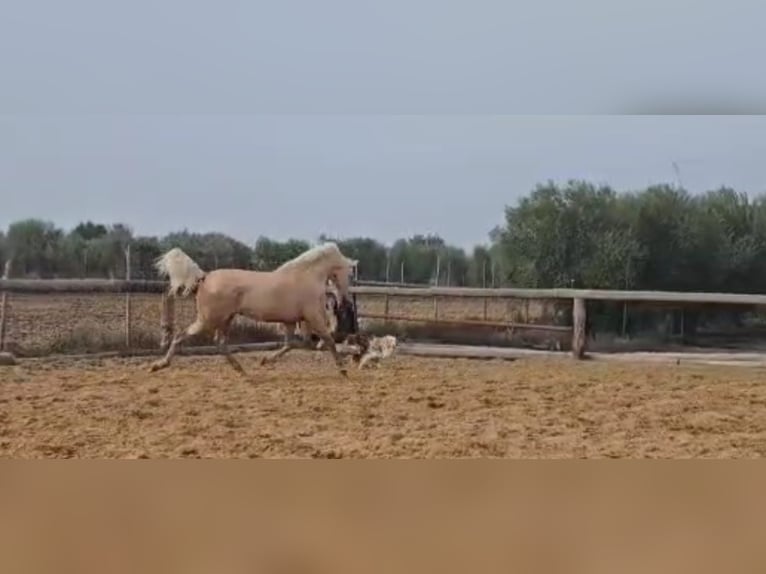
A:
2,350,766,458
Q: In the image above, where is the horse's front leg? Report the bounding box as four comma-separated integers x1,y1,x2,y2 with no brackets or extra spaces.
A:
303,314,347,377
216,318,248,377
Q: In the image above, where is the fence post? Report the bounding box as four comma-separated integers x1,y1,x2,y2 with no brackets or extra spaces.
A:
621,302,628,337
572,298,587,359
384,294,390,320
433,296,439,321
351,269,359,333
124,245,132,348
160,293,175,350
0,292,8,352
0,261,10,353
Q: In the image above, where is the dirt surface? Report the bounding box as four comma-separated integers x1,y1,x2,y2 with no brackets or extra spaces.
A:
2,351,765,458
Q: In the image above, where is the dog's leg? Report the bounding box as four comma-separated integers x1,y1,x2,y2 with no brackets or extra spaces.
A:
358,349,383,370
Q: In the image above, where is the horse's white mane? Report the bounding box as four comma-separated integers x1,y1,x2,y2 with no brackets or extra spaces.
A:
277,242,350,271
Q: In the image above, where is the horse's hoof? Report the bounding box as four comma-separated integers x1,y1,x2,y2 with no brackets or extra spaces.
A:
340,368,348,378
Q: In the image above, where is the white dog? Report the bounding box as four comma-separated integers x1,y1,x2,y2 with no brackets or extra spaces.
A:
316,333,398,369
303,283,398,369
356,334,398,369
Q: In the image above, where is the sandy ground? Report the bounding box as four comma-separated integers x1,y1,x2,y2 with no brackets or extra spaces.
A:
2,350,766,458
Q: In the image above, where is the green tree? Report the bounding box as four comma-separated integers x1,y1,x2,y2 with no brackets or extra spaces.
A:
5,219,64,278
319,235,388,281
628,185,696,290
87,223,134,278
435,245,469,286
251,237,311,271
695,187,762,293
72,221,108,241
130,236,163,279
495,181,625,287
0,231,6,277
467,245,493,287
58,231,89,277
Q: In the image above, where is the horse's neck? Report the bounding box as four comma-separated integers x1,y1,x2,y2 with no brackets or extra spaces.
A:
285,261,333,284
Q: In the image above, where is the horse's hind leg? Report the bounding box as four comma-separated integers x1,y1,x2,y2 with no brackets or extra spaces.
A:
216,317,247,377
260,323,299,366
149,318,207,372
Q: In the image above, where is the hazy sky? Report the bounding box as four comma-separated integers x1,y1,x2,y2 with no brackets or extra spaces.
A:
2,1,765,249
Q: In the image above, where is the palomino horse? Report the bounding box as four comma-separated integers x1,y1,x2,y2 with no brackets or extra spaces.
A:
148,242,358,376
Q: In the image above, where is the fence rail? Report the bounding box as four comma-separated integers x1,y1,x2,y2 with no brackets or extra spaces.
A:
3,279,766,305
358,312,571,333
354,280,429,289
351,285,766,305
0,279,167,294
1,278,766,360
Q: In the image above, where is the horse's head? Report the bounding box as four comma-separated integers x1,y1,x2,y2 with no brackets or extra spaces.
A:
311,242,357,302
328,257,357,303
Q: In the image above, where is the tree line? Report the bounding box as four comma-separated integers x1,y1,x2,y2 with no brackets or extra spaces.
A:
0,220,495,286
2,180,765,298
494,181,766,295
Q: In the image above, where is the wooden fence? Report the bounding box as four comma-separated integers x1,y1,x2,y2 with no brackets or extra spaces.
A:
2,279,766,360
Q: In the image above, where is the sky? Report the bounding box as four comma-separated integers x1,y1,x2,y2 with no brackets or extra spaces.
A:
1,1,765,249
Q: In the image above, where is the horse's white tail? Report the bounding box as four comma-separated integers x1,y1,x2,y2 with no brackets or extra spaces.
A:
154,247,206,297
